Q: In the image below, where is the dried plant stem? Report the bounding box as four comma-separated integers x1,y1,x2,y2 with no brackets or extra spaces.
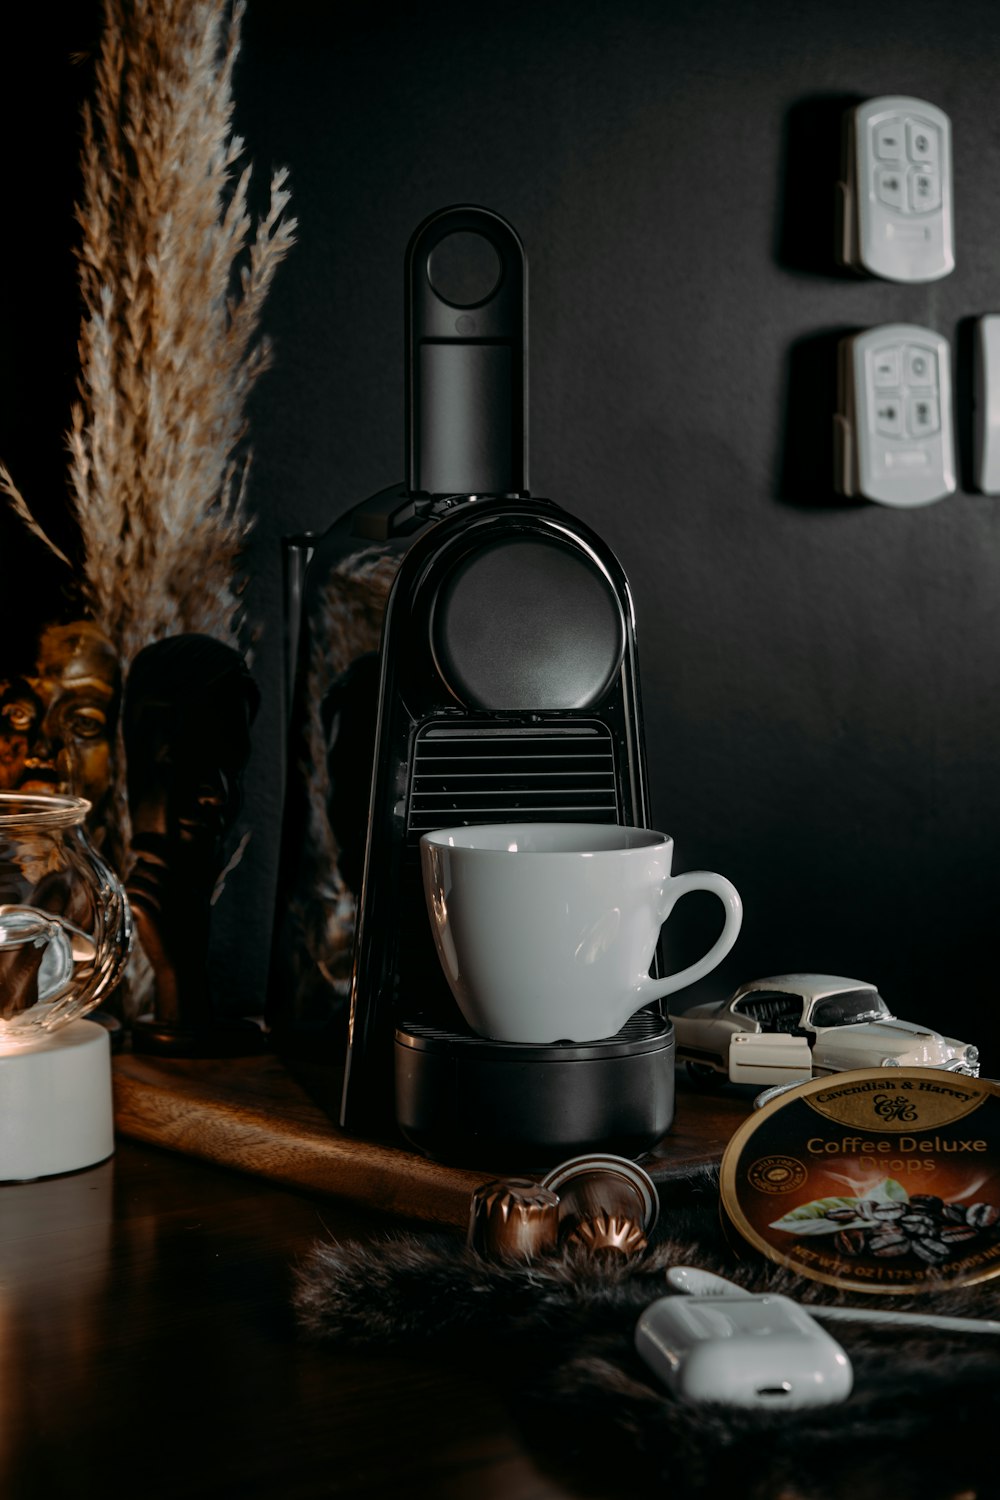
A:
67,0,296,674
0,462,72,568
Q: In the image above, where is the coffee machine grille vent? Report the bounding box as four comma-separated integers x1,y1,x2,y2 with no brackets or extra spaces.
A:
405,721,620,842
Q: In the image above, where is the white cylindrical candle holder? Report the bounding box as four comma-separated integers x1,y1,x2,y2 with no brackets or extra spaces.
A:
0,1019,114,1182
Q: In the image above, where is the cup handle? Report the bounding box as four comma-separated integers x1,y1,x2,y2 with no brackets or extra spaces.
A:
636,871,743,1006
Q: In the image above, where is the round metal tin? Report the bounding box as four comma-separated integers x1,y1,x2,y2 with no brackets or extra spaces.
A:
719,1068,1000,1294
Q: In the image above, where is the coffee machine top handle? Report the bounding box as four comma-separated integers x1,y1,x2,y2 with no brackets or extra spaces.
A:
405,204,528,499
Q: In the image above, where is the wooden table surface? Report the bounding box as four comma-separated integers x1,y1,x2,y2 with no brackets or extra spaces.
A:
1,1083,985,1500
109,1050,757,1225
1,1138,582,1500
3,1061,762,1500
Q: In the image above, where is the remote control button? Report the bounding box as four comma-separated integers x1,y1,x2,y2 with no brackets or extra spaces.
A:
908,166,941,213
874,118,905,160
876,166,906,209
905,346,936,386
875,397,904,437
907,120,939,165
884,447,930,471
907,393,940,437
872,347,902,387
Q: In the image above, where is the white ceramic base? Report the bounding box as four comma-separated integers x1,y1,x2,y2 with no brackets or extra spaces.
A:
0,1019,114,1181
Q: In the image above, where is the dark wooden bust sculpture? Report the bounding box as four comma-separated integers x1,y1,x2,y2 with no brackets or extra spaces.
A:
123,633,262,1055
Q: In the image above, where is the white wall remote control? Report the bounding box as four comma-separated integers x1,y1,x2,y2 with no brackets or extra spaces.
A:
635,1293,853,1410
974,315,1000,494
835,324,956,506
839,96,954,282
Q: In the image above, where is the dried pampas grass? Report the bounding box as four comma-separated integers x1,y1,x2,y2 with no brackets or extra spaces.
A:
68,0,296,669
67,0,296,874
0,0,296,1016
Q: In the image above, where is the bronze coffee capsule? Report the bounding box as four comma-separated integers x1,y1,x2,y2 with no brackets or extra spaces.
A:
467,1177,560,1262
540,1153,658,1255
565,1211,648,1256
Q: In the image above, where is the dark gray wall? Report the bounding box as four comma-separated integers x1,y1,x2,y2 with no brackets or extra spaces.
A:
4,0,1000,1066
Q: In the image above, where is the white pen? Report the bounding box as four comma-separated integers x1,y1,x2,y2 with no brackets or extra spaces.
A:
808,1305,1000,1337
665,1266,1000,1336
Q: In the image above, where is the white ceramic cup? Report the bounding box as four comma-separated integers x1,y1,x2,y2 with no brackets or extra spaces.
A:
420,822,743,1045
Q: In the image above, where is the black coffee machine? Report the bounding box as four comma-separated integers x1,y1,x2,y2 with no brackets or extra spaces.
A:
273,206,675,1166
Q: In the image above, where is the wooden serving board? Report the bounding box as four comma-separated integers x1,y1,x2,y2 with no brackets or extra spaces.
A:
112,1049,754,1228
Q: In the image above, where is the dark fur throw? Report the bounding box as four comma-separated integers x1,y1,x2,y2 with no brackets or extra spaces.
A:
294,1173,1000,1499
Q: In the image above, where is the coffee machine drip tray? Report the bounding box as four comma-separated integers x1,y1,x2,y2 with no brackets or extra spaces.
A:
394,1006,675,1169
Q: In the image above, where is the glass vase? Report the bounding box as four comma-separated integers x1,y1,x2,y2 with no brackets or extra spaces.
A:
0,792,132,1047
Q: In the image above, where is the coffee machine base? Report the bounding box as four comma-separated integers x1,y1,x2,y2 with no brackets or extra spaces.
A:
394,1007,675,1170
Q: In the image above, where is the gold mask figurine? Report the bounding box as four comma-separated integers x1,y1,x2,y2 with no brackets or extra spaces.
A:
0,621,121,824
0,680,37,791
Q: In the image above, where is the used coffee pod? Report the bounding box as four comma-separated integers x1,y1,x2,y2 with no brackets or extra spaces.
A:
467,1177,560,1262
566,1211,648,1256
541,1153,659,1256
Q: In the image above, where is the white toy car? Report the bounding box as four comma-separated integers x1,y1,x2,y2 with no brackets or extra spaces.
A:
671,974,980,1087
